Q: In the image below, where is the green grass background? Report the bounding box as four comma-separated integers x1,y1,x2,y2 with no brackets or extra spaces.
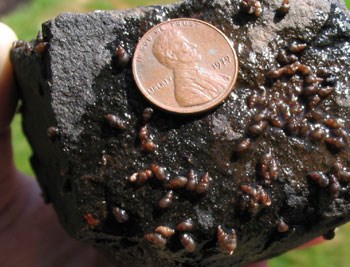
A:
2,0,350,266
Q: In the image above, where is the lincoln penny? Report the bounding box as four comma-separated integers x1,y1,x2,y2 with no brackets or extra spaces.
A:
132,18,238,114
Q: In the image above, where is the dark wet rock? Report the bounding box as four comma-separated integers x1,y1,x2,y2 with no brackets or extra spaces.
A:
11,0,350,266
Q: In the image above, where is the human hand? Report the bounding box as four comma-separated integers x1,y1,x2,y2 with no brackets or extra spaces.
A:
0,22,111,267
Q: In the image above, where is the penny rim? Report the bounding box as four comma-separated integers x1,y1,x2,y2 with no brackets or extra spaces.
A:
132,18,239,114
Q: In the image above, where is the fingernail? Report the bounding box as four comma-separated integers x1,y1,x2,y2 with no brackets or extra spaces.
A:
0,22,17,81
0,22,17,70
0,22,18,131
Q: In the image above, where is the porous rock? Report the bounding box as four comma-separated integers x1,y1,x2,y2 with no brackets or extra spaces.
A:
11,0,350,266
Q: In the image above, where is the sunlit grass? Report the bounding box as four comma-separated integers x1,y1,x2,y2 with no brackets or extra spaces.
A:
11,114,34,176
2,0,77,40
270,224,350,267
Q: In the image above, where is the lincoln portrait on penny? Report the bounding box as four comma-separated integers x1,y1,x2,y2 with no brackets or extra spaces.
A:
152,28,230,107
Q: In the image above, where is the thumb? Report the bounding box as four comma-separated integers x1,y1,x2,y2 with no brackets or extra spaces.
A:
0,22,18,132
0,22,18,208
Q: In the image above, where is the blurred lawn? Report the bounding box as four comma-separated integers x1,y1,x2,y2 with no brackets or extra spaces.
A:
2,0,350,266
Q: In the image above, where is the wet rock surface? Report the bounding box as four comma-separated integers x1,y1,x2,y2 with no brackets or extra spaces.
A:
11,0,350,266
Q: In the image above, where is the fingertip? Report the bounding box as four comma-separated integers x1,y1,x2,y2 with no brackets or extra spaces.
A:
0,22,17,77
0,22,17,43
0,22,18,132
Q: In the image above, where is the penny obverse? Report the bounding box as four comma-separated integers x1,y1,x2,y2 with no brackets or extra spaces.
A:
133,18,238,114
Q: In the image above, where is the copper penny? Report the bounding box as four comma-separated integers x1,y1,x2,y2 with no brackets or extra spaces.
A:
132,18,238,114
